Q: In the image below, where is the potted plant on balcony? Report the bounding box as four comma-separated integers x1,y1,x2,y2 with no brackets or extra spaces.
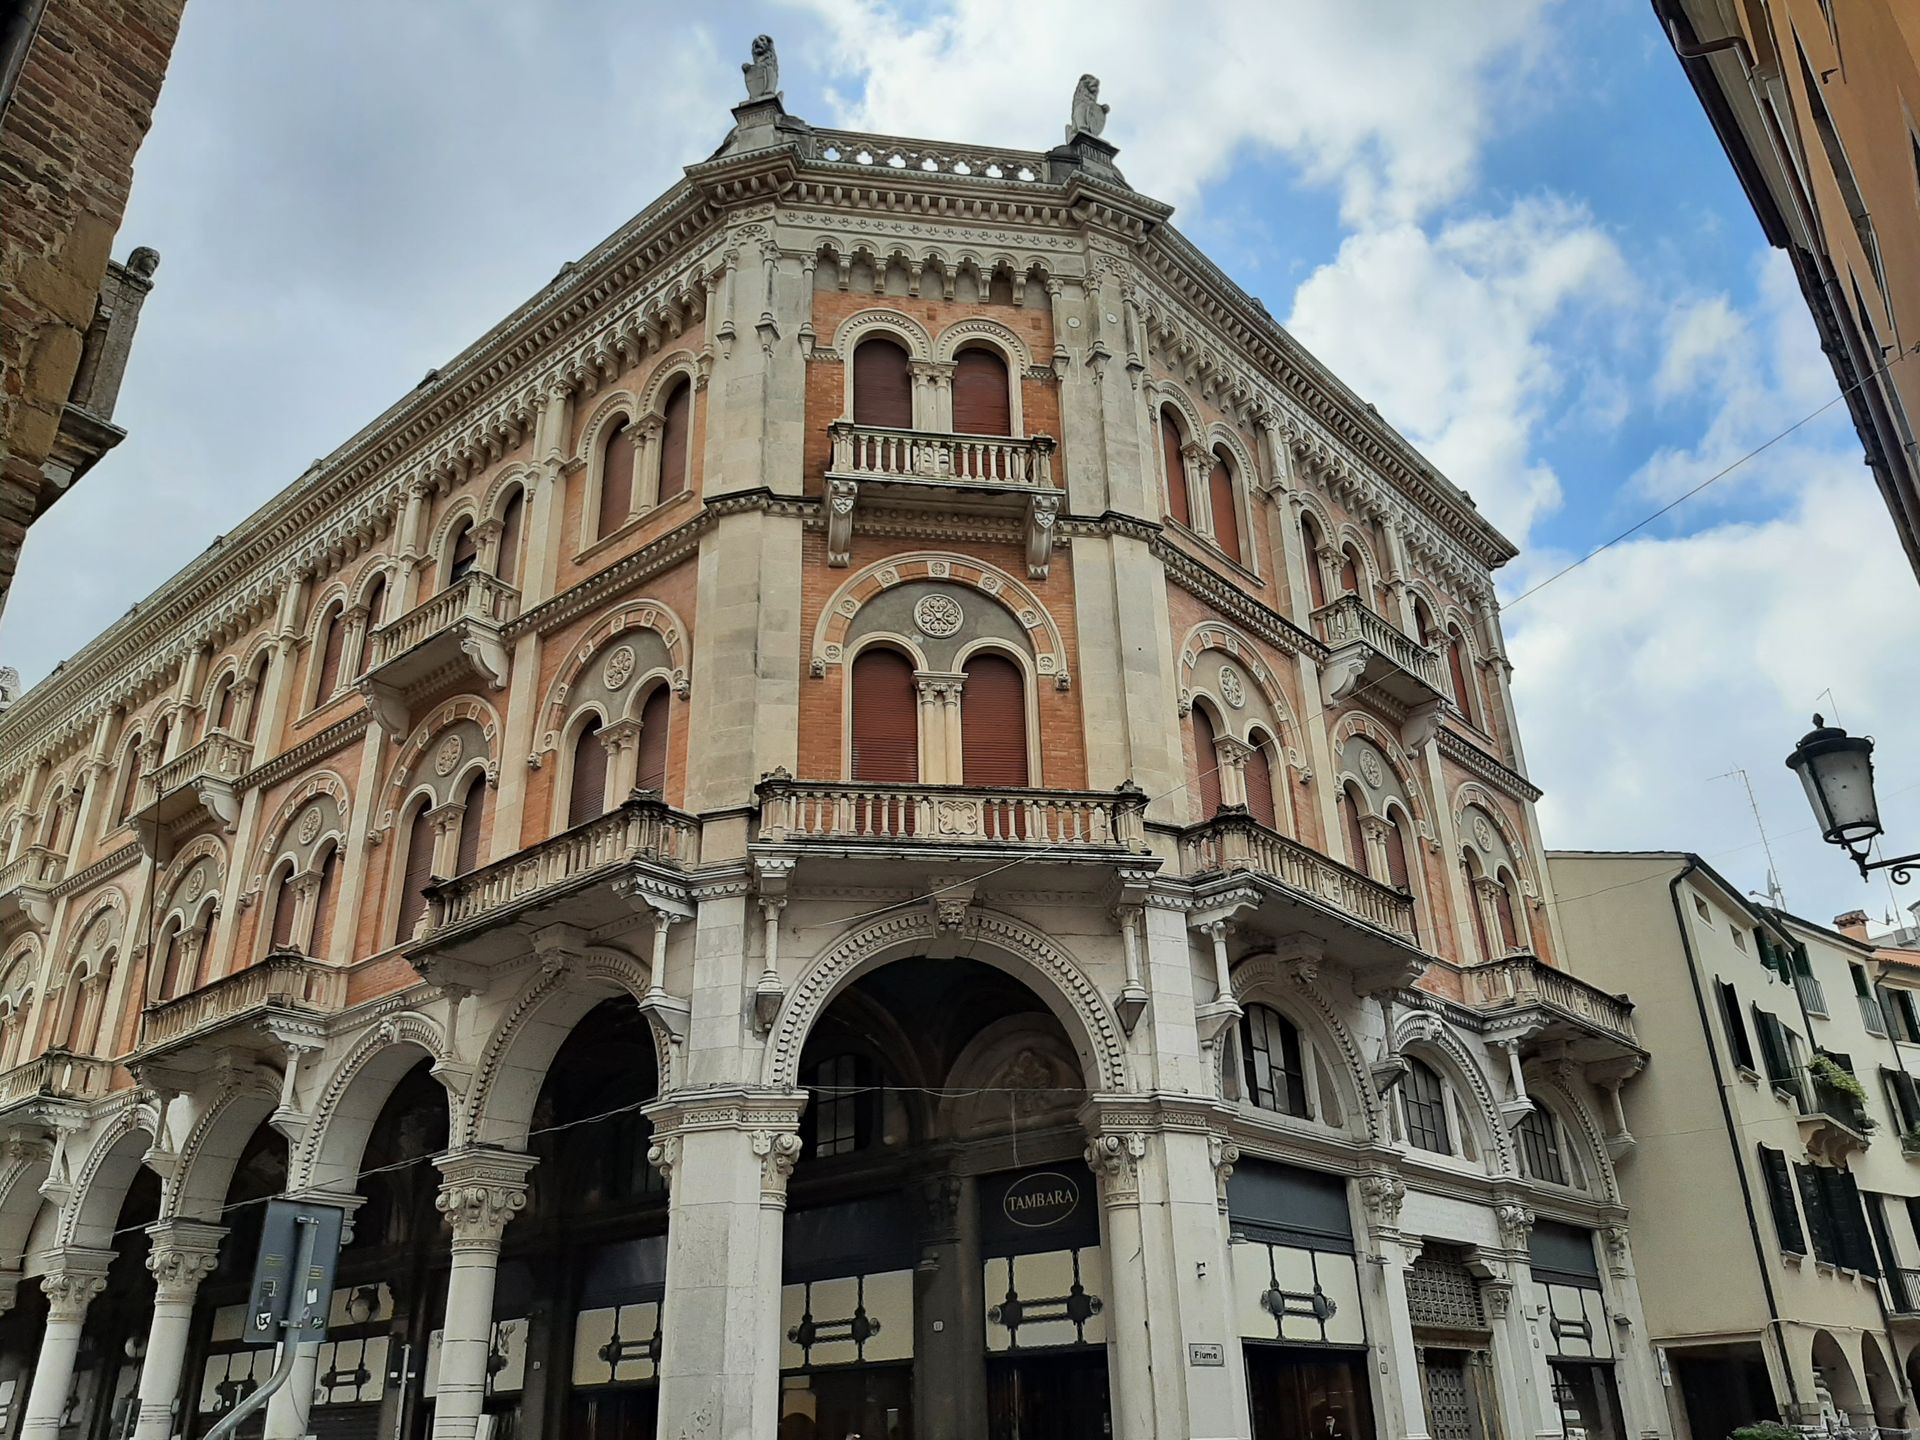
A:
1807,1053,1875,1133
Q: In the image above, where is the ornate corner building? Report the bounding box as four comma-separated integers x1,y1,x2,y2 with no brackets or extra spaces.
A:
0,44,1667,1440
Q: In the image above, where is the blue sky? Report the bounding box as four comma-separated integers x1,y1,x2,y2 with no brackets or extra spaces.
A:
7,0,1918,929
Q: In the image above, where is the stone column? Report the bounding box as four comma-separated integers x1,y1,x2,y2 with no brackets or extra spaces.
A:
1473,877,1508,960
1360,814,1395,883
599,718,645,799
645,1090,805,1440
133,1219,225,1440
1214,737,1250,809
913,1166,982,1440
1481,1207,1551,1440
19,1248,113,1437
633,414,665,514
1356,1176,1431,1440
429,1148,535,1440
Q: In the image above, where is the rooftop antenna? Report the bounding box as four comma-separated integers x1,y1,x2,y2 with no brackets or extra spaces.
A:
1715,768,1786,908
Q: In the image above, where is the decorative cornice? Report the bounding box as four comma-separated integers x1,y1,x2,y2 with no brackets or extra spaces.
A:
1437,728,1542,804
241,713,372,794
51,842,142,899
1155,538,1325,663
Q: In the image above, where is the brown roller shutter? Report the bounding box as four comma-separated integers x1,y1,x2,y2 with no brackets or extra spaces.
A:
568,718,608,827
1161,408,1190,527
455,774,486,876
365,575,387,628
635,687,670,795
1243,742,1276,829
450,521,478,582
853,339,913,428
1447,630,1473,717
214,679,238,733
1385,815,1412,890
952,349,1012,436
155,924,183,1000
396,803,437,943
599,419,636,537
1339,547,1359,595
961,655,1027,786
1207,452,1241,562
497,492,524,585
1302,517,1327,609
1193,709,1222,819
310,846,339,957
658,380,692,502
315,606,347,702
1496,875,1521,952
851,650,919,782
270,869,299,950
1341,787,1369,876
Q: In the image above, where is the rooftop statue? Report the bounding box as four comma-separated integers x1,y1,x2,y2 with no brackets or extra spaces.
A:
1067,73,1108,142
743,34,780,102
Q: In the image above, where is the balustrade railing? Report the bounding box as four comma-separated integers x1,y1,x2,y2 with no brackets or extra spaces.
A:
142,730,253,805
1179,813,1417,943
1312,595,1443,689
756,779,1143,850
140,952,345,1052
1795,972,1829,1017
1460,952,1638,1047
425,796,697,935
828,421,1056,489
1888,1267,1920,1314
0,844,66,894
1861,991,1890,1037
0,1048,111,1108
368,571,519,670
812,129,1049,184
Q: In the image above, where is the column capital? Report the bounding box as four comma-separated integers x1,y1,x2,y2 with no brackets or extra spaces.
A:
1494,1199,1535,1252
1357,1170,1407,1234
434,1147,535,1248
145,1218,227,1302
40,1247,113,1323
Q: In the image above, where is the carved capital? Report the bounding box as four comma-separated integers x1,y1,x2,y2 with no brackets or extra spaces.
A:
751,1129,804,1207
434,1148,536,1248
1357,1172,1406,1232
1495,1201,1534,1251
1084,1130,1148,1204
40,1251,112,1324
146,1220,226,1302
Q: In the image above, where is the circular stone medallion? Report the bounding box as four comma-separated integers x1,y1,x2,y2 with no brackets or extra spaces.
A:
1473,815,1496,852
603,645,637,692
1218,665,1246,710
297,807,323,845
433,734,464,777
915,594,964,638
1358,749,1384,788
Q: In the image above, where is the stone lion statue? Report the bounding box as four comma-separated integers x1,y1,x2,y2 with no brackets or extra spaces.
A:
743,34,779,102
1067,73,1108,141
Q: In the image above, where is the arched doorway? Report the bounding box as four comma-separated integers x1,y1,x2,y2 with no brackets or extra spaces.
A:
778,956,1107,1440
181,1124,287,1439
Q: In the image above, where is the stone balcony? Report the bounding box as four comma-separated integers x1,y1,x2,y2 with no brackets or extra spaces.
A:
1458,951,1641,1065
131,730,254,855
411,793,698,973
0,845,66,931
1311,595,1445,712
137,951,345,1074
823,421,1060,577
1794,1067,1874,1166
360,571,518,734
0,1047,113,1126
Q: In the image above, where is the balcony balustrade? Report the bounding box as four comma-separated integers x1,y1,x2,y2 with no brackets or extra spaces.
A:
413,794,697,972
0,845,66,931
1180,812,1416,944
1459,952,1640,1061
1794,1065,1874,1165
1887,1267,1920,1315
360,571,518,734
1794,971,1829,1017
130,730,253,854
823,421,1061,576
0,1047,112,1117
1311,595,1445,712
138,950,345,1071
756,778,1143,853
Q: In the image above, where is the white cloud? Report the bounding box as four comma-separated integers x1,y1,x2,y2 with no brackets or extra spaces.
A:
1284,196,1636,545
788,0,1555,224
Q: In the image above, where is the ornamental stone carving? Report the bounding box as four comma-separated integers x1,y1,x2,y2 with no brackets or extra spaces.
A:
1358,1173,1406,1231
42,1264,109,1324
742,34,779,102
914,594,963,638
1495,1201,1534,1250
298,806,323,845
752,1129,803,1205
603,644,637,692
1359,749,1384,787
1068,74,1109,141
437,1179,527,1246
1219,665,1245,709
1209,1134,1240,1213
1084,1130,1147,1203
1473,814,1496,852
147,1236,222,1302
433,734,464,777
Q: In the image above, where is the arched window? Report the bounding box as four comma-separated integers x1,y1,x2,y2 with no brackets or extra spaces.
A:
1384,810,1412,891
37,790,64,849
635,686,671,796
1413,598,1436,649
212,674,238,734
802,1053,877,1158
154,921,184,1001
192,907,216,991
1446,626,1474,719
116,737,143,822
850,649,918,783
1402,1058,1452,1154
1160,406,1191,528
1516,1107,1566,1186
961,654,1027,787
496,490,525,586
1192,707,1223,820
455,772,487,876
269,865,299,952
952,348,1011,436
240,653,270,740
395,801,436,944
1243,736,1277,830
658,378,692,503
310,844,340,959
1207,449,1241,563
852,337,913,429
1495,868,1523,954
1301,514,1328,609
598,417,636,538
1339,545,1361,597
64,972,100,1054
1240,1004,1309,1118
1341,785,1369,877
1465,859,1494,963
568,717,608,828
365,574,388,630
447,519,478,586
313,602,347,704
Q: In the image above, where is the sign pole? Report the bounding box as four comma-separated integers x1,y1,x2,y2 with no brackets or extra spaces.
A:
203,1215,322,1440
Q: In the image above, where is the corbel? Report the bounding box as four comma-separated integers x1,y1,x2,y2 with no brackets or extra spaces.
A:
753,896,786,1036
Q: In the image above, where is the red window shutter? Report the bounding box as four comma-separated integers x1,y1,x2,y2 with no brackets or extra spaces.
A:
1243,743,1276,829
315,606,346,701
600,419,636,536
455,774,486,876
1466,863,1494,962
215,680,237,733
1193,709,1222,819
365,576,387,628
635,687,670,794
396,803,437,942
1496,876,1521,952
497,492,524,585
310,846,339,957
952,349,1012,436
1339,548,1360,595
1342,787,1369,876
961,655,1028,786
1302,517,1327,609
850,650,919,782
853,339,913,429
1447,630,1473,717
658,380,692,502
1385,815,1412,890
568,719,608,827
270,869,299,950
1207,453,1241,562
1161,409,1190,527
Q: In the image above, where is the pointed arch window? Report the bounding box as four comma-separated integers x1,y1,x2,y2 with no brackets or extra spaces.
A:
853,338,913,429
952,348,1012,436
850,649,918,783
635,686,671,795
961,654,1028,787
1207,449,1241,563
658,378,692,503
1160,406,1191,528
1402,1058,1452,1154
455,772,487,876
1243,738,1277,830
599,418,636,538
1240,1004,1310,1119
395,801,436,944
1192,707,1223,820
568,717,608,828
496,490,525,586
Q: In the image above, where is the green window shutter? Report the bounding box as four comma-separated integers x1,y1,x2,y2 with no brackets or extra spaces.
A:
1757,1147,1806,1255
1798,1164,1840,1265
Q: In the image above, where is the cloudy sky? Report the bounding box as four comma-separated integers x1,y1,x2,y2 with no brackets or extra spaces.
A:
7,0,1920,930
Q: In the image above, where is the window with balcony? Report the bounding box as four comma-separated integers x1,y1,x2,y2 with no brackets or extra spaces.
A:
210,670,239,734
568,715,609,828
658,376,692,503
1401,1058,1452,1154
1207,447,1242,565
1301,513,1328,609
267,862,299,953
1340,783,1369,878
311,842,340,959
1338,544,1362,598
311,600,348,708
952,347,1012,436
960,653,1028,787
1159,405,1191,529
597,417,637,542
1445,624,1475,721
1239,1004,1310,1119
853,337,913,429
446,518,478,588
115,732,143,824
454,771,486,877
1243,730,1278,830
850,648,918,783
495,487,525,587
1494,867,1523,954
240,652,270,740
1192,706,1224,821
635,685,671,795
394,799,435,945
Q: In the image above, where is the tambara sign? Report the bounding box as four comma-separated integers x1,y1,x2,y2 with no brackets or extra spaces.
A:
244,1199,346,1346
1001,1170,1080,1230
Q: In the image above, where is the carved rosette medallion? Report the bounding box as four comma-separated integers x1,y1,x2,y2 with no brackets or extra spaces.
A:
603,645,637,692
433,734,464,778
1473,815,1496,852
1219,665,1246,709
914,594,963,638
1359,749,1384,788
298,807,323,845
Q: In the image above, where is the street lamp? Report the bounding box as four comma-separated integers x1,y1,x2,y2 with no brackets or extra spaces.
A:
1786,714,1919,882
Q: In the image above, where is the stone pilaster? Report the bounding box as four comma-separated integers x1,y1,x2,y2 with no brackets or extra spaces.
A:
1356,1175,1431,1440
